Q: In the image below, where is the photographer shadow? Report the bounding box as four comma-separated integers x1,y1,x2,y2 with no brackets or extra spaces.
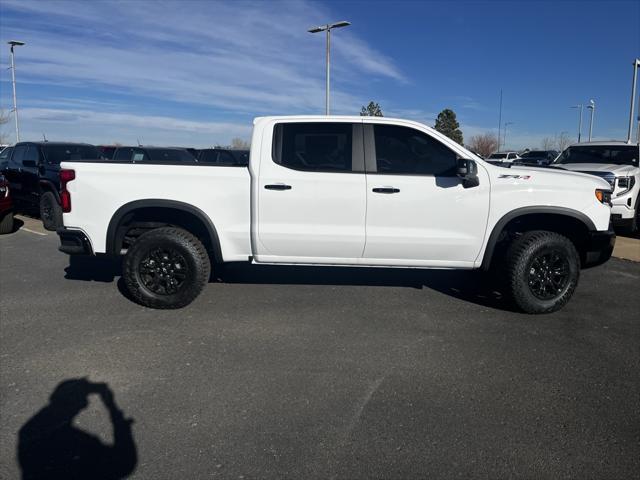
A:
17,378,137,480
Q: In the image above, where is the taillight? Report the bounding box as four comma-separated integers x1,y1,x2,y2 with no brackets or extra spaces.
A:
60,169,75,212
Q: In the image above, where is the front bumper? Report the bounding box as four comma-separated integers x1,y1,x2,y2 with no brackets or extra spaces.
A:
583,229,615,267
57,228,93,255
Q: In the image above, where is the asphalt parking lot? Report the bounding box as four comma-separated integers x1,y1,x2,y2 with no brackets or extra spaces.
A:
1,217,639,479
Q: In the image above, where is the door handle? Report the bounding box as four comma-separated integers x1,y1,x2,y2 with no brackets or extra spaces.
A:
372,187,400,194
264,183,292,191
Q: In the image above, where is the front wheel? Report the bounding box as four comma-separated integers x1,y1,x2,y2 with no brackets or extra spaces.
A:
123,227,211,309
505,230,580,314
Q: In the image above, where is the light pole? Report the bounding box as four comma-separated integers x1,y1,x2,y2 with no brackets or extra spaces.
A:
628,58,640,143
571,104,583,143
8,40,25,143
503,122,514,149
587,99,595,141
308,21,350,115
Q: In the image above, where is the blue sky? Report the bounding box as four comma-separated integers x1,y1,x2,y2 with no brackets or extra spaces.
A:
0,0,638,148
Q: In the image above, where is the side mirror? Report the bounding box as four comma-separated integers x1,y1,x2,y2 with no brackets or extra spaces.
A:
456,158,479,188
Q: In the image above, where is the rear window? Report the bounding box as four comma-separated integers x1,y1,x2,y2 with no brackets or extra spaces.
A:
273,123,353,172
555,145,639,166
42,145,100,164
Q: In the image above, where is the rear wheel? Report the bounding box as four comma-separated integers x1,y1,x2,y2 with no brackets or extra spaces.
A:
0,211,13,234
505,230,580,314
39,191,62,231
123,227,210,309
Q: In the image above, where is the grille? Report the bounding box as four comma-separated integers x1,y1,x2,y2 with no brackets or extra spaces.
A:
577,171,616,188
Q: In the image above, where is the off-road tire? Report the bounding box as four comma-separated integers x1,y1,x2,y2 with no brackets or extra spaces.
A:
505,230,580,314
0,211,13,234
123,227,211,309
39,191,63,231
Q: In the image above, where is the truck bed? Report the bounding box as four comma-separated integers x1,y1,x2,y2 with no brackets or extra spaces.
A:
61,161,252,260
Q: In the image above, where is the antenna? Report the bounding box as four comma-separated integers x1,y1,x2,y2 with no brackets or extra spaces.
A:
136,137,142,146
42,133,47,142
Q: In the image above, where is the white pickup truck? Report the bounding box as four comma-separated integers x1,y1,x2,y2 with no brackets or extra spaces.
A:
57,116,616,313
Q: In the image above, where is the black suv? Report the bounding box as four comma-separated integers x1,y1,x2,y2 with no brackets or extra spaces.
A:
1,142,101,230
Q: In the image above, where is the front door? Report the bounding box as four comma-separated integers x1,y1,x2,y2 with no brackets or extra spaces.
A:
362,123,490,267
254,121,366,263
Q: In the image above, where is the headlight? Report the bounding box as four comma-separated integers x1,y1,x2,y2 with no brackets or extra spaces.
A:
615,176,635,195
0,185,7,197
595,189,612,206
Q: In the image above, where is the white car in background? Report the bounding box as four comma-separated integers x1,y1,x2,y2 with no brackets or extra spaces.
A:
485,151,521,165
550,141,640,232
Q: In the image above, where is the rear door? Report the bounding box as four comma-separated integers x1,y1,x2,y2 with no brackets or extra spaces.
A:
254,120,366,263
21,144,42,208
362,122,490,267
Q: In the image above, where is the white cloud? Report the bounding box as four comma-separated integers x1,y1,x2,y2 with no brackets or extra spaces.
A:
0,0,405,121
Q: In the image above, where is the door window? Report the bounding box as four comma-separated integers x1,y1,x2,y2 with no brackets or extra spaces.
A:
114,148,134,161
273,123,353,172
10,145,28,167
373,125,457,175
23,145,39,165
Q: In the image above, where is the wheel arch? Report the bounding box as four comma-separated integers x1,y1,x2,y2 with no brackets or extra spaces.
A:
38,180,61,203
480,206,596,270
106,199,223,262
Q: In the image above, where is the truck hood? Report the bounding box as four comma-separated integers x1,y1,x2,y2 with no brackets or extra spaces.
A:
508,164,612,189
547,163,636,176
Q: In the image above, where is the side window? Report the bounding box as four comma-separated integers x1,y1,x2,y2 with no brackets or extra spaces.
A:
114,148,133,161
132,148,146,162
273,122,353,172
0,147,13,169
23,145,39,165
217,151,236,166
10,145,28,167
373,125,457,175
198,150,218,163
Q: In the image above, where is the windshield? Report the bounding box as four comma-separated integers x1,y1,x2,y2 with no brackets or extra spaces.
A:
488,153,507,159
42,144,100,164
521,151,547,158
554,145,639,166
146,149,195,162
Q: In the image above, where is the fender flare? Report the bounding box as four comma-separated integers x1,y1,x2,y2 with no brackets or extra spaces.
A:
480,206,596,270
38,180,61,203
106,199,223,261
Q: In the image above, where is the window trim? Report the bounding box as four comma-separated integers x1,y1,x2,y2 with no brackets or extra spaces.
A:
271,122,364,174
364,123,460,177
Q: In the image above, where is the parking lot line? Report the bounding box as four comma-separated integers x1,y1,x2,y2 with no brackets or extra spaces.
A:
20,227,48,236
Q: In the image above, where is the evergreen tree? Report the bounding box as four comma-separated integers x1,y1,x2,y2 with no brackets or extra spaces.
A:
360,101,384,117
434,108,463,144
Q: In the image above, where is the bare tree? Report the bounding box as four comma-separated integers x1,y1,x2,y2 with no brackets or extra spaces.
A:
468,132,499,158
555,132,571,152
540,137,555,150
0,108,11,146
230,137,250,149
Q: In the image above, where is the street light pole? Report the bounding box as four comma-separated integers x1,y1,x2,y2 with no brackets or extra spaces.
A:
503,122,514,149
8,40,25,143
571,104,583,143
308,21,351,115
627,58,640,143
587,99,595,141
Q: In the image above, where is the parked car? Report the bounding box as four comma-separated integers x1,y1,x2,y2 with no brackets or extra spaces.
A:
97,145,118,160
57,116,614,314
2,142,101,230
196,148,249,166
549,141,640,232
0,146,13,170
485,151,520,165
0,174,13,234
112,146,196,163
514,150,559,166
